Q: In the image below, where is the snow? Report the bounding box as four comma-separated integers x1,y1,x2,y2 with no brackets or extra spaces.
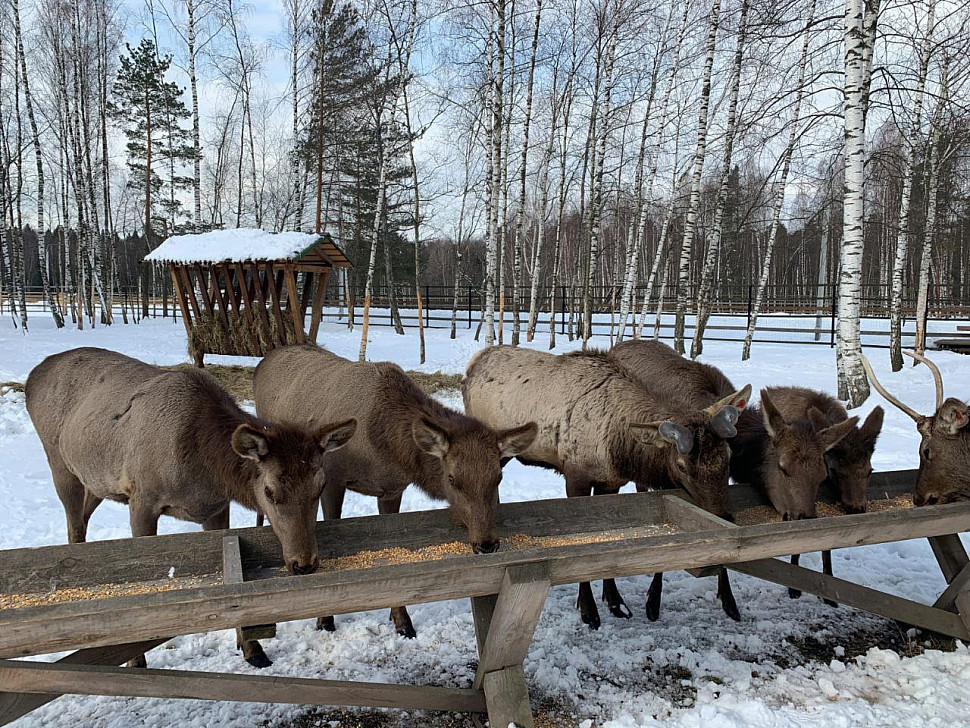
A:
2,312,970,727
143,228,327,264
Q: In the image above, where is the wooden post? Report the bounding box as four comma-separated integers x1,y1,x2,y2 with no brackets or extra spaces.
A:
284,266,307,344
263,263,289,345
248,262,274,348
928,535,969,583
471,563,550,728
233,262,263,357
223,536,276,644
308,268,331,343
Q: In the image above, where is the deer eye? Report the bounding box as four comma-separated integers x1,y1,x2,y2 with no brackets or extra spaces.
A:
264,486,278,504
922,446,932,461
447,474,457,487
779,463,790,477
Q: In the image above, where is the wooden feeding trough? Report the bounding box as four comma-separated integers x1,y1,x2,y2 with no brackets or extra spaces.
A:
2,470,970,728
144,229,352,366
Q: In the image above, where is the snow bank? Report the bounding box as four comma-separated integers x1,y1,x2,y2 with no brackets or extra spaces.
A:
143,228,324,264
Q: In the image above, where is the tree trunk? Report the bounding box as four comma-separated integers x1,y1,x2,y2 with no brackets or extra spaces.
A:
484,8,504,347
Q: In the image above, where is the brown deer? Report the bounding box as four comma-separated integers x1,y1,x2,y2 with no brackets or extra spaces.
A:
253,345,537,638
25,347,356,668
862,351,970,505
463,345,747,629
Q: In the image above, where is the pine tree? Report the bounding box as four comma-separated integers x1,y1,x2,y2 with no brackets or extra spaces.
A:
109,39,197,242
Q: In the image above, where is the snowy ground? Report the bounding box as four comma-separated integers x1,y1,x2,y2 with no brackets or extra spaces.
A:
2,313,970,727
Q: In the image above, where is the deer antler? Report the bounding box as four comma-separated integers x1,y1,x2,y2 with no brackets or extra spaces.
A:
860,354,924,422
903,350,944,411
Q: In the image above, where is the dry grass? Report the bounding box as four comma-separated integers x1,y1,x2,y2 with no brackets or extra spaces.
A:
0,381,25,394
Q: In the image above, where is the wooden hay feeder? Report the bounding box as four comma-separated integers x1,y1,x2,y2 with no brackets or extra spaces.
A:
144,229,352,366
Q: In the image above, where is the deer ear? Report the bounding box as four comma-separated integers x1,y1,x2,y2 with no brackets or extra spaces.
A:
760,390,787,438
232,424,269,462
937,399,970,436
710,405,739,439
807,407,830,433
859,407,884,447
497,422,538,457
820,416,859,452
318,418,357,453
632,421,693,454
413,417,450,459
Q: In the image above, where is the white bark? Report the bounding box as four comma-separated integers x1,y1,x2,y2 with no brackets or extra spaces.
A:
889,0,935,370
673,0,721,353
484,9,504,347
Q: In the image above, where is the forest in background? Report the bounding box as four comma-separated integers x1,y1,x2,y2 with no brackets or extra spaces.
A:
0,0,968,402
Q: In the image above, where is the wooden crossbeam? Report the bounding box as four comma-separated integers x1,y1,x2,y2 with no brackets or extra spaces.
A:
283,266,307,344
935,561,970,612
929,534,969,583
0,661,487,713
0,639,168,727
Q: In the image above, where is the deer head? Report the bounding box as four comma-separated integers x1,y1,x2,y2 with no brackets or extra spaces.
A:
862,352,970,506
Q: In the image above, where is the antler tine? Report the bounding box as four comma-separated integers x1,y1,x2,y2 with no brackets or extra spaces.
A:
860,354,924,422
903,350,944,411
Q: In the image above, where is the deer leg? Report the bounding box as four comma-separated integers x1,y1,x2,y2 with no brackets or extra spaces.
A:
789,554,802,599
717,569,741,621
51,461,87,544
82,490,103,533
821,550,837,607
126,498,160,668
566,472,600,629
591,482,631,619
377,493,417,638
316,484,347,633
646,572,664,621
202,506,273,668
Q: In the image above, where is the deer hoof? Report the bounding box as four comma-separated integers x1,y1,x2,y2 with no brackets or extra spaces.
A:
126,655,147,669
608,602,632,619
245,649,273,669
316,616,337,632
581,611,601,630
788,588,802,600
397,625,418,639
720,598,741,622
823,598,838,608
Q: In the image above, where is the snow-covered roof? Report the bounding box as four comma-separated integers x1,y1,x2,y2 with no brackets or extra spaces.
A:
143,228,352,267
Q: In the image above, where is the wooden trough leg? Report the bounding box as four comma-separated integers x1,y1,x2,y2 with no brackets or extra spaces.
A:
0,639,169,728
928,534,969,583
471,563,551,728
222,535,276,668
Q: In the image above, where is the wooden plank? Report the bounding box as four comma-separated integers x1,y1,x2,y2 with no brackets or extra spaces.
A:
178,266,202,320
233,262,263,357
263,263,288,344
169,266,194,336
223,536,276,642
929,535,969,583
0,661,487,713
0,639,167,728
474,563,550,689
283,266,307,344
248,262,274,348
308,268,330,343
935,562,970,611
221,265,241,315
954,590,970,637
482,665,533,728
470,594,498,656
731,558,970,640
4,493,970,659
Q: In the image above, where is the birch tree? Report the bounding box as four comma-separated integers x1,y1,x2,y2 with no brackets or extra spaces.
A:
673,0,721,354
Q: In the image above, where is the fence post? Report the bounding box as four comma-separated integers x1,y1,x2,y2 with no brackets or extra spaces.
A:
746,285,753,331
468,287,472,329
830,284,837,348
425,285,430,327
561,286,567,334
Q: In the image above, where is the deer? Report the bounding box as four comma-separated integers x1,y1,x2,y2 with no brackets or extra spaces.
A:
463,345,748,629
253,344,537,638
862,350,970,506
609,340,866,611
25,347,357,669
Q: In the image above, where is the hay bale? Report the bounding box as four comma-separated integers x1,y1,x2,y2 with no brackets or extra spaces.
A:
189,309,298,359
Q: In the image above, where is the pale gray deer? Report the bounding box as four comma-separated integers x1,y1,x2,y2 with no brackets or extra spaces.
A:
26,347,356,668
463,345,747,629
253,344,537,638
862,351,970,505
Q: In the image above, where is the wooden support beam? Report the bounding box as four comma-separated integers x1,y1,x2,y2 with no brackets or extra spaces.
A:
169,266,193,337
934,561,970,612
233,262,263,357
177,265,202,320
263,263,288,344
482,666,533,728
283,266,307,344
308,268,331,343
248,262,274,348
0,661,487,714
0,639,168,728
730,558,970,640
929,535,969,583
222,536,276,643
221,265,241,315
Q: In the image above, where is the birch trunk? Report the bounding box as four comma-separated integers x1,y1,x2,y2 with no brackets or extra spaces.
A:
742,0,814,361
511,0,542,346
838,0,874,406
889,0,935,370
690,0,750,357
814,212,829,340
187,0,202,228
673,0,721,354
484,8,505,347
915,85,946,356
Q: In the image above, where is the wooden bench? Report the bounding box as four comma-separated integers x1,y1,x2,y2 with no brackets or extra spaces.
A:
0,469,968,728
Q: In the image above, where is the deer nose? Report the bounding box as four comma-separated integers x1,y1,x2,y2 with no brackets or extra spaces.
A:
473,540,500,554
844,503,867,515
288,557,320,575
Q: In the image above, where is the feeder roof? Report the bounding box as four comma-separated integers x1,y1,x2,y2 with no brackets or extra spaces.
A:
143,228,352,267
